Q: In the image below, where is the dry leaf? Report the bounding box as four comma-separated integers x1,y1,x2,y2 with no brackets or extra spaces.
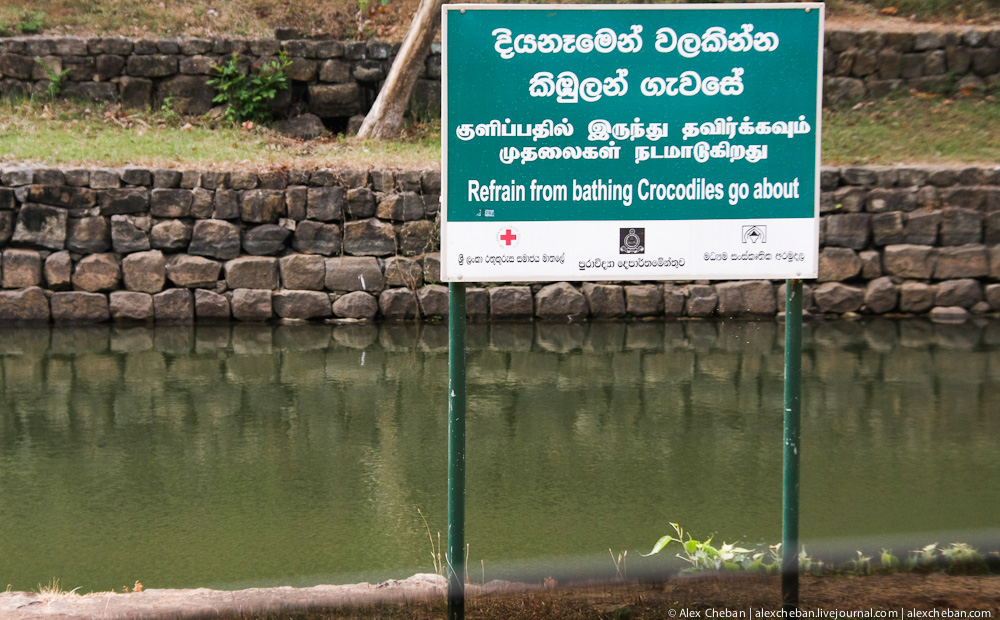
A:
880,6,898,15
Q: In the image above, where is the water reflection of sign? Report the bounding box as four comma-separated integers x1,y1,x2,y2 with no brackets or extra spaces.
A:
442,4,822,282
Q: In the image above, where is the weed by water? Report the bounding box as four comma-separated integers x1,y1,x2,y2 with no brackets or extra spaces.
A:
417,508,443,577
644,524,994,577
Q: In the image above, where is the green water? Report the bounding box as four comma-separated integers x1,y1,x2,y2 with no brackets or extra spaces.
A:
0,320,998,592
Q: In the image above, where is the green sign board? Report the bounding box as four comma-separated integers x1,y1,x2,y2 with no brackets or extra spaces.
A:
441,3,823,282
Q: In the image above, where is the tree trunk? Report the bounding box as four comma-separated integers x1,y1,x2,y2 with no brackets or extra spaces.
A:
357,0,446,140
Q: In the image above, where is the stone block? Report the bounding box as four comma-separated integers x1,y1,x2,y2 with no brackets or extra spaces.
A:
150,219,192,251
189,220,241,259
488,286,533,320
120,76,153,109
65,216,111,254
904,210,940,245
273,290,332,320
89,170,121,189
111,214,151,254
991,246,1000,279
939,208,982,245
864,277,898,313
935,279,982,308
150,188,192,218
44,251,73,290
110,291,154,321
860,250,883,279
240,189,285,223
194,289,230,319
899,281,935,313
285,186,308,221
306,187,344,221
378,287,417,320
397,220,436,256
122,250,166,293
51,292,110,323
165,254,221,288
933,244,989,279
308,83,361,117
153,288,194,323
867,188,917,213
824,213,870,249
225,256,279,290
582,283,626,318
325,256,383,292
422,253,441,284
344,218,396,256
243,224,291,255
190,188,214,219
417,284,449,318
624,284,663,317
278,254,326,290
72,253,120,292
684,284,717,317
0,287,50,321
985,283,1000,311
384,256,424,288
126,54,177,77
292,220,342,255
832,186,867,212
715,280,777,316
535,282,587,321
664,284,686,316
213,189,240,219
346,188,376,218
824,77,865,106
871,212,906,246
1,249,42,288
813,282,864,314
883,244,937,279
376,192,425,221
818,247,862,282
11,204,68,250
99,187,149,215
332,291,378,319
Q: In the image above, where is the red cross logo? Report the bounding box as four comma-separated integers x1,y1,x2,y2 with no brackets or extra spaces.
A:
500,229,517,245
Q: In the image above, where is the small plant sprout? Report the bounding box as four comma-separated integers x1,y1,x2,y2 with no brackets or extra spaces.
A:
880,549,900,571
35,58,71,100
417,508,443,576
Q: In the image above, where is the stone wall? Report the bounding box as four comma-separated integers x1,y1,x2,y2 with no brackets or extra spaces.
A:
1,27,999,123
1,164,1000,324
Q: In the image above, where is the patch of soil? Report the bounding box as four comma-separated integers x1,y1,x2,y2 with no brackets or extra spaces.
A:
2,574,998,620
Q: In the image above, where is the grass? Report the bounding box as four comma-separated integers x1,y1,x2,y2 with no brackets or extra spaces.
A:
0,0,997,41
1,93,998,170
822,93,1000,165
0,99,441,170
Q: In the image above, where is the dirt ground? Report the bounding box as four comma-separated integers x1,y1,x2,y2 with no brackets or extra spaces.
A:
1,573,998,620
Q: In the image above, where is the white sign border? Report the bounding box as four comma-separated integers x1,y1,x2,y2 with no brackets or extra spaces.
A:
440,3,825,283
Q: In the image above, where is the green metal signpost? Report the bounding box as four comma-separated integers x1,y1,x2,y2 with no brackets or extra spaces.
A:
441,5,822,617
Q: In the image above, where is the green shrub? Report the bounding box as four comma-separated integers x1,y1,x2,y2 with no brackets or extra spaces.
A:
207,52,293,125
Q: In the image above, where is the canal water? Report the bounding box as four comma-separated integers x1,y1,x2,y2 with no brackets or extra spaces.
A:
0,319,997,592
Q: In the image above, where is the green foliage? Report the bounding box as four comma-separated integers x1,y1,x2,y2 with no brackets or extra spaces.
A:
0,9,46,35
35,58,72,100
207,52,292,125
644,524,991,577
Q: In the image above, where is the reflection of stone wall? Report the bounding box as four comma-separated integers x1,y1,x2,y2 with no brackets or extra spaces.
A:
0,28,998,120
1,164,1000,323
